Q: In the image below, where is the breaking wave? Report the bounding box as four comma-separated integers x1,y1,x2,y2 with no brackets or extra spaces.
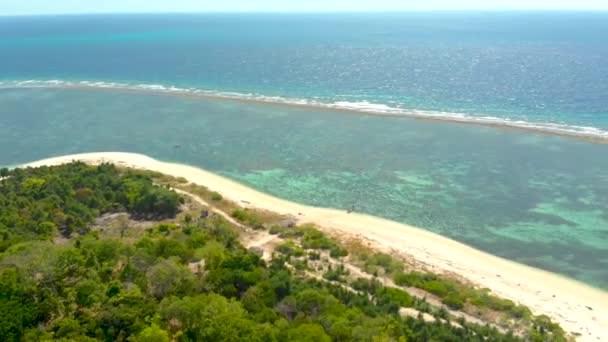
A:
1,79,607,142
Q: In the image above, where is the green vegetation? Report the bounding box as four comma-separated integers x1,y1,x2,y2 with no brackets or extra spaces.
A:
231,208,264,229
210,191,223,201
393,270,533,318
276,240,306,258
358,251,404,276
0,164,567,341
0,162,182,251
269,224,348,258
323,264,349,282
348,250,566,340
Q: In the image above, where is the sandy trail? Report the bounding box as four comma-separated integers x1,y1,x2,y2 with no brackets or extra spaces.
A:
172,188,250,231
22,152,608,341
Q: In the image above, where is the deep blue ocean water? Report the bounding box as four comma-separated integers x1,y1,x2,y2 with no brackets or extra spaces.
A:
1,12,607,134
0,13,607,287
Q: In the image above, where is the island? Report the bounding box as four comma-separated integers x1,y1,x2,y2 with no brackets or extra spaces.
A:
1,152,606,341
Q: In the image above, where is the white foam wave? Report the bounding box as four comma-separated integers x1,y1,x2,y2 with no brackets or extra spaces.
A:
1,79,607,141
329,101,402,113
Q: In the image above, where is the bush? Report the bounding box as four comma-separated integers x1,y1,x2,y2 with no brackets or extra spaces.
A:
329,245,348,258
276,241,304,257
231,209,264,229
393,271,436,287
323,265,348,282
211,191,223,201
380,287,414,308
360,253,403,275
530,315,567,341
308,251,320,261
292,260,309,270
269,225,286,235
186,231,208,249
301,229,332,249
470,290,532,319
350,278,382,293
298,226,347,257
420,280,451,297
157,223,178,235
175,177,189,184
443,294,465,310
509,305,532,319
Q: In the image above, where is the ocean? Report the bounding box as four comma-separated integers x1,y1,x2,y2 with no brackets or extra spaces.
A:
0,12,607,287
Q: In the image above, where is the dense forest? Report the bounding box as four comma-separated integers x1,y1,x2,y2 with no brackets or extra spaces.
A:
0,162,181,252
0,163,562,341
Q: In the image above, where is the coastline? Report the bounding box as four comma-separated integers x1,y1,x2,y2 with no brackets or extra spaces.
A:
2,81,608,144
22,152,608,341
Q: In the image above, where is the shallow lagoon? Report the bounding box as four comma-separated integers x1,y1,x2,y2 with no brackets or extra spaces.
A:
1,87,607,287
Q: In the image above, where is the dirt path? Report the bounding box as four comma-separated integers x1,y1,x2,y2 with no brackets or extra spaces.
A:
173,188,249,231
174,187,281,259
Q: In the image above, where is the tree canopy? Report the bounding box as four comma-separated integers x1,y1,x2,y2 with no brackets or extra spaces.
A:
0,162,182,251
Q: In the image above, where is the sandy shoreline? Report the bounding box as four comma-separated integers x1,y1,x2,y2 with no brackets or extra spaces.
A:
22,152,608,341
4,83,608,144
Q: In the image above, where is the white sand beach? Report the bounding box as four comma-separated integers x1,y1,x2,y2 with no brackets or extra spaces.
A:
23,152,608,341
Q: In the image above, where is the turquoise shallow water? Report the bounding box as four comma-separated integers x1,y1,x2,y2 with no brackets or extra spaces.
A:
0,87,607,288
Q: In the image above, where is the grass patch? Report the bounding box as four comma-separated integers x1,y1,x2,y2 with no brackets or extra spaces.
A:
269,224,348,257
357,252,403,276
231,208,265,229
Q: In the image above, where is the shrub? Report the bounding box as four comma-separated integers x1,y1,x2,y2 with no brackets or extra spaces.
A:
269,225,286,235
323,268,343,282
381,287,414,308
292,260,309,270
276,241,304,257
530,315,567,341
231,209,264,229
297,226,347,257
301,229,332,249
393,271,436,287
211,191,223,201
329,245,348,258
360,253,403,276
157,223,178,235
443,294,465,310
420,280,451,297
308,251,320,261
